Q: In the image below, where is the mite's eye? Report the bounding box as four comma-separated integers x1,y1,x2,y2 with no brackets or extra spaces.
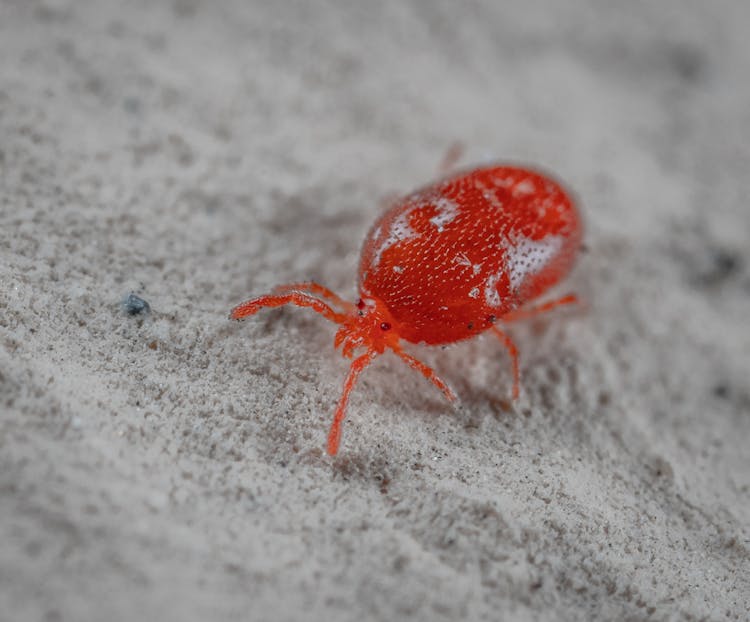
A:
380,322,391,331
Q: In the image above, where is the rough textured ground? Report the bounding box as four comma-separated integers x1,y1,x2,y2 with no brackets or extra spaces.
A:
1,1,749,621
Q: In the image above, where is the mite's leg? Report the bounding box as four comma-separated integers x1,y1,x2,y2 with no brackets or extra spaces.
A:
327,351,378,455
438,141,464,175
500,294,579,323
489,325,520,400
391,345,457,403
229,291,346,324
271,282,355,312
378,192,402,213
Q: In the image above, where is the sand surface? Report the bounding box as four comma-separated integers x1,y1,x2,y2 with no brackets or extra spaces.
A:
1,1,749,620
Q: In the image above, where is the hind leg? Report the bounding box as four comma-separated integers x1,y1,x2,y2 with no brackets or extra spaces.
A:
489,326,520,400
500,294,579,323
391,345,457,403
438,141,464,175
490,293,579,398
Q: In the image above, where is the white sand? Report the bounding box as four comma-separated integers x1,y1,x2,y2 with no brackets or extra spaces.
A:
1,1,749,620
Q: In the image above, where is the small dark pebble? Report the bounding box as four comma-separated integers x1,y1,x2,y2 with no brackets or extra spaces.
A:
121,293,151,316
707,250,740,282
693,249,741,287
712,384,730,399
668,42,707,83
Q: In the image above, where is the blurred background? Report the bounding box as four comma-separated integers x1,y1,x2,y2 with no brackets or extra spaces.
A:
1,1,748,621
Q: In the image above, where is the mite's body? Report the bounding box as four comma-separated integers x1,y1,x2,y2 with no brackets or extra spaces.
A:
231,165,582,455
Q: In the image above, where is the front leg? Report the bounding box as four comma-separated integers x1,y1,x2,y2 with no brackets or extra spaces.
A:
271,282,355,313
230,291,346,324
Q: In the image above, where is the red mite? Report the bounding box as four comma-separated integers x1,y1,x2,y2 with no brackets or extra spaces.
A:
230,165,582,455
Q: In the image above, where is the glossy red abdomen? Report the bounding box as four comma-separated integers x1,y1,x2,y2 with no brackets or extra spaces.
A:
358,166,582,345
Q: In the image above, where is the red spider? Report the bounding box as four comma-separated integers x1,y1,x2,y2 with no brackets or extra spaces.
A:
231,164,582,455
